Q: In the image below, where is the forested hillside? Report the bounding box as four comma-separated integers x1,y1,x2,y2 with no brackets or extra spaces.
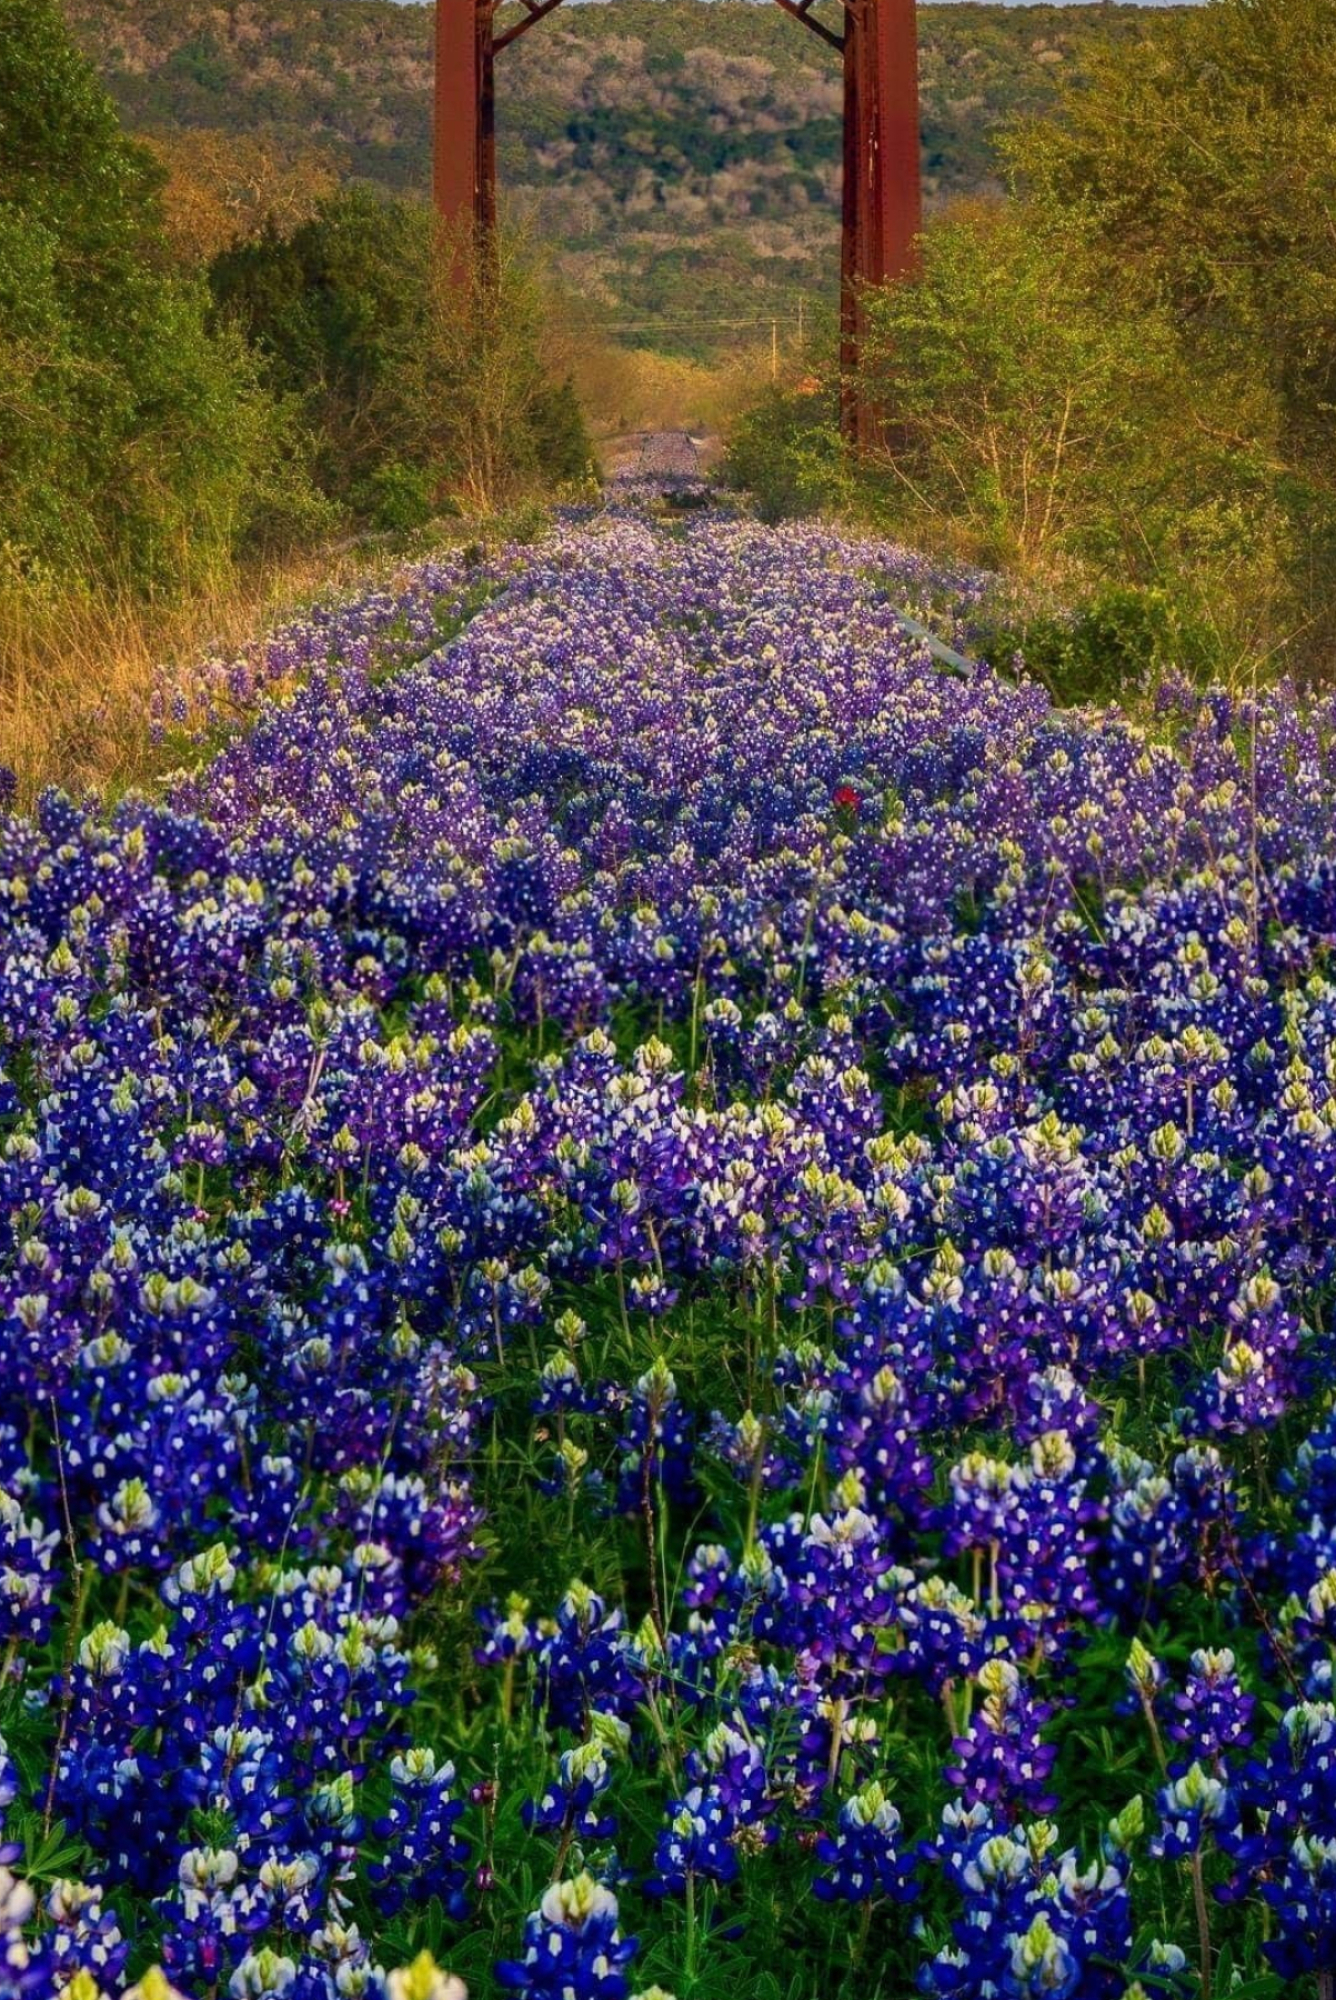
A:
64,0,1167,342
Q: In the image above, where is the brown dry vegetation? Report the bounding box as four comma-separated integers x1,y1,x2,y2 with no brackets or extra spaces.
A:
144,129,339,263
0,537,444,807
571,336,787,439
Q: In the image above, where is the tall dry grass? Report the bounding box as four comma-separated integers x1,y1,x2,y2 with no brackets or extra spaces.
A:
0,333,779,810
0,541,417,809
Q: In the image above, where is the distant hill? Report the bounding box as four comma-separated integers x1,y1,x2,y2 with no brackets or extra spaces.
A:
64,0,1176,351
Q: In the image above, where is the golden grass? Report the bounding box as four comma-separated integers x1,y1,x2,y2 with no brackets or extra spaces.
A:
0,537,463,810
574,341,780,442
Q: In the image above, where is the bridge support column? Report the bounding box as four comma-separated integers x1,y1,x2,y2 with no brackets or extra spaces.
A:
841,0,923,444
434,0,496,278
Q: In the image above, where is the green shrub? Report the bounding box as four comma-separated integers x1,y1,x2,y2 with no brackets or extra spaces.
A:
530,377,595,489
362,462,435,536
725,386,845,523
210,187,436,512
859,201,1286,600
974,584,1226,709
213,194,594,517
0,0,321,594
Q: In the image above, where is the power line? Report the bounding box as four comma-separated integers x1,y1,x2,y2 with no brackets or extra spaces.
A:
594,309,815,333
598,318,801,329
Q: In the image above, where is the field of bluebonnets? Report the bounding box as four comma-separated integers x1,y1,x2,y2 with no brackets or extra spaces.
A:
7,488,1336,2000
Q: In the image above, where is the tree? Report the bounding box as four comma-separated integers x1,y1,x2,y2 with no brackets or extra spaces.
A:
145,131,339,267
860,199,1282,593
213,197,592,520
1008,0,1336,448
1004,0,1336,644
401,227,593,512
211,186,436,518
713,0,1334,673
0,0,312,592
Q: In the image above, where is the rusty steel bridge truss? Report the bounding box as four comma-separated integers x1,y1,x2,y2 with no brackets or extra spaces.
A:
433,0,922,440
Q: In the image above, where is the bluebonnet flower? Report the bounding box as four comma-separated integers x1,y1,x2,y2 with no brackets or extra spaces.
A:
614,1358,696,1514
1259,1833,1336,1982
921,1810,1133,1999
367,1747,470,1918
647,1785,742,1898
0,1486,59,1648
532,1585,643,1731
525,1717,628,1850
496,1874,637,1998
813,1779,915,1904
946,1658,1059,1818
1150,1762,1235,1860
1168,1647,1254,1764
0,1864,40,1998
386,1953,467,2000
13,488,1336,1993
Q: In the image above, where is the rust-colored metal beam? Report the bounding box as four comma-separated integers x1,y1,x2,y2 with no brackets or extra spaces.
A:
434,0,497,262
772,0,845,58
494,0,569,56
841,0,923,443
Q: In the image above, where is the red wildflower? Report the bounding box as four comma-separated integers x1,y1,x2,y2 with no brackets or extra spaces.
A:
834,783,861,813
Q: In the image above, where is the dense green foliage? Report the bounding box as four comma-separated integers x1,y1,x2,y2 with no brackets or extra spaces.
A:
64,0,1168,353
0,0,590,607
723,383,847,527
1005,0,1336,660
857,201,1287,652
212,192,592,522
0,0,316,593
730,0,1336,684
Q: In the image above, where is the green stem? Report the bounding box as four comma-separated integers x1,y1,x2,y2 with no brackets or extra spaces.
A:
685,1869,698,1984
551,1820,575,1884
827,1693,846,1790
643,1456,664,1642
1190,1848,1213,2000
1138,1688,1169,1776
616,1256,631,1349
745,1423,767,1552
851,1898,873,1972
